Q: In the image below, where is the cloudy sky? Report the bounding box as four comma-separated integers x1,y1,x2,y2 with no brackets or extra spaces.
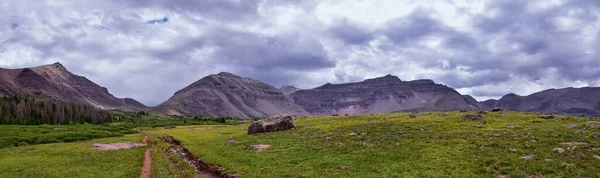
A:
1,0,599,106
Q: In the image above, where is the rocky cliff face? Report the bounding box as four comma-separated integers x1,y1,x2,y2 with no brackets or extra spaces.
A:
152,72,308,118
0,63,146,111
279,85,300,96
482,87,600,115
288,74,479,115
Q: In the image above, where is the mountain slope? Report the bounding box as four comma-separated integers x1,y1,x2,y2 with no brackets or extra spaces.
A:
288,74,480,115
151,72,308,118
0,62,146,111
481,87,600,115
279,85,300,96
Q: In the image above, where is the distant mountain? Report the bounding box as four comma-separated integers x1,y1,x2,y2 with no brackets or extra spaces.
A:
481,87,600,115
288,74,479,115
151,72,308,118
0,62,146,111
279,85,300,96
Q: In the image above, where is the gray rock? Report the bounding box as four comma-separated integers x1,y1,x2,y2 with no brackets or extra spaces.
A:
553,148,565,153
247,121,266,135
567,124,577,129
520,154,534,160
464,114,485,124
227,140,240,145
248,115,296,135
539,114,555,119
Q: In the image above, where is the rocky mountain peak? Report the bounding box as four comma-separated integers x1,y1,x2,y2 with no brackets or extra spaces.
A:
362,74,402,84
215,72,240,78
0,63,146,111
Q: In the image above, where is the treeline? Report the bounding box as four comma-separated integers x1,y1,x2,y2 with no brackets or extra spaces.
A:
0,96,110,125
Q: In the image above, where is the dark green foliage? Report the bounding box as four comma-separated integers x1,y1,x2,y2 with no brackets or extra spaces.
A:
0,95,110,125
109,111,237,128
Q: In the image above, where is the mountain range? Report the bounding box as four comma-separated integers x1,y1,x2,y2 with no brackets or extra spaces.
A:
2,63,599,118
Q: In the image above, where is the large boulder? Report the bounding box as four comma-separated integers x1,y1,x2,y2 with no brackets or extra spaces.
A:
248,115,296,135
247,121,266,135
490,107,504,112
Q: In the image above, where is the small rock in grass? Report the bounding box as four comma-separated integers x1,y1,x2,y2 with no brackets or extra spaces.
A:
227,140,240,145
544,159,553,162
594,133,600,139
594,155,600,160
340,166,349,171
507,125,517,129
570,153,587,159
538,113,555,119
409,113,419,118
553,148,565,153
493,133,501,137
349,132,357,136
464,114,485,124
567,124,577,129
561,162,575,167
509,148,517,152
337,142,344,146
245,144,271,150
496,175,508,178
561,142,588,146
589,147,600,151
520,154,534,160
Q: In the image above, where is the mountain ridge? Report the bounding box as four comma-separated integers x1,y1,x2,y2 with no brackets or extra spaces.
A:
0,62,147,111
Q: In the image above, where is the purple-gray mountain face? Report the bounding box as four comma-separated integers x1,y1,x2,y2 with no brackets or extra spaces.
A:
152,72,308,119
279,85,300,96
482,87,600,115
0,63,146,111
288,74,480,115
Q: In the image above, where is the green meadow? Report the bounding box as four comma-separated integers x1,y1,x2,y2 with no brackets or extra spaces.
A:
1,111,599,177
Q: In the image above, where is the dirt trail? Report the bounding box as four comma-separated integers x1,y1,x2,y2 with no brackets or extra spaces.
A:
139,136,151,178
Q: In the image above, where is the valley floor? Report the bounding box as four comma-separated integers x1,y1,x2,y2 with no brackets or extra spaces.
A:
1,112,600,177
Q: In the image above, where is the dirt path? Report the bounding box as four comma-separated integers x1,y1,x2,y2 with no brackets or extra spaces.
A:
139,136,151,178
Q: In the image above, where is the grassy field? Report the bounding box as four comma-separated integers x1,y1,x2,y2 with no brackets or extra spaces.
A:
0,124,136,148
1,111,599,177
0,112,241,149
149,112,600,177
0,134,147,178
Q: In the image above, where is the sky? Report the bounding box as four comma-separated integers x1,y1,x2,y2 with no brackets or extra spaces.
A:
0,0,599,106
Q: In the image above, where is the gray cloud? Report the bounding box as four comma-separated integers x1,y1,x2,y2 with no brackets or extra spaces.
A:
1,0,599,105
328,19,374,45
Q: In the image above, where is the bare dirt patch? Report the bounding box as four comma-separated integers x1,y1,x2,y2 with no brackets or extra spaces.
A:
91,143,147,151
92,135,148,151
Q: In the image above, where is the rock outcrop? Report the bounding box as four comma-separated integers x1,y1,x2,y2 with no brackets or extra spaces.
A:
0,62,146,111
288,74,479,115
279,85,300,96
247,115,296,135
152,72,308,119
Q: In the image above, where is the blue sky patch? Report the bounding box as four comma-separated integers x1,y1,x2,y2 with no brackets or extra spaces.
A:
147,17,169,24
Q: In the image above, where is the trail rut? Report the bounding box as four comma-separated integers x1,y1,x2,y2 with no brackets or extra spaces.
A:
160,135,240,178
139,136,151,178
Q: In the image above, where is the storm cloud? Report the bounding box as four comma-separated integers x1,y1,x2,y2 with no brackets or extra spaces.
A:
0,0,599,105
